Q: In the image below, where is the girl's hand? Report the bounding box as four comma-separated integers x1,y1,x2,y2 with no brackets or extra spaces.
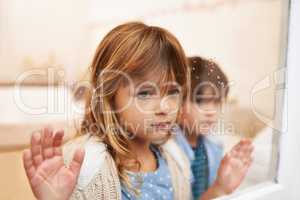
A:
213,139,254,195
22,127,85,200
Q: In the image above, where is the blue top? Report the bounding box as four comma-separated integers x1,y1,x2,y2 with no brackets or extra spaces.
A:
174,127,223,199
121,146,174,200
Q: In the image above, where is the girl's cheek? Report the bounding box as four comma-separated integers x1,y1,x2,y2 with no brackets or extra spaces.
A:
191,110,204,125
134,98,158,114
164,96,181,113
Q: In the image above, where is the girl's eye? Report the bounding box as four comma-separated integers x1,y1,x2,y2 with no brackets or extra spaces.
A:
136,90,154,99
168,89,180,96
195,98,204,104
196,97,217,105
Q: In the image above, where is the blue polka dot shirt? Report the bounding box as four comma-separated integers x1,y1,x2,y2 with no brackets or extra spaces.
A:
121,146,174,200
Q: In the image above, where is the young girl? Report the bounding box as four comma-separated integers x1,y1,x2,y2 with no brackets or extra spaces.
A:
22,22,253,200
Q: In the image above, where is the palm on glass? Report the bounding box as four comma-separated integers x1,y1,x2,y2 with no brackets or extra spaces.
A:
22,127,85,200
215,139,254,194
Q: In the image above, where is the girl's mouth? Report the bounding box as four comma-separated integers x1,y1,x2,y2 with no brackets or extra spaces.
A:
151,122,172,130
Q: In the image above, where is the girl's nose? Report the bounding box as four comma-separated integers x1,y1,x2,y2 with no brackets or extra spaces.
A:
155,98,172,116
155,103,169,116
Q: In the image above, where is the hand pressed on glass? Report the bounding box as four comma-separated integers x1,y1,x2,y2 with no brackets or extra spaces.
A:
22,127,85,200
201,139,254,200
215,139,253,194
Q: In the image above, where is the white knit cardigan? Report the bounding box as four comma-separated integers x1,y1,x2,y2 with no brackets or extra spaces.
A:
63,134,192,200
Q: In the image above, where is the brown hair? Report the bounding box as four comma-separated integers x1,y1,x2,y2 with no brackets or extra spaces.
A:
188,56,229,103
80,22,189,192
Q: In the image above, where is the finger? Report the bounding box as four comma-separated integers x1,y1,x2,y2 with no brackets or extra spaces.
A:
240,142,254,158
239,139,250,148
220,152,232,169
245,157,253,168
246,143,254,155
42,127,54,159
239,138,251,144
223,152,230,160
233,140,252,158
240,157,253,178
30,131,43,167
230,140,244,153
53,130,64,156
69,148,85,176
235,139,251,151
218,153,231,176
241,155,250,165
231,147,240,157
23,149,36,180
236,143,247,155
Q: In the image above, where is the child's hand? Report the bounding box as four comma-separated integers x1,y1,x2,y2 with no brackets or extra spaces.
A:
22,127,85,200
213,139,254,195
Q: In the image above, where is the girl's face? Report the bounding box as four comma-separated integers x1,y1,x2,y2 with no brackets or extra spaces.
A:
180,88,221,135
114,73,182,143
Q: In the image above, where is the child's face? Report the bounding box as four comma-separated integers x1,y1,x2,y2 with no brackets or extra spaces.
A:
180,88,221,135
114,73,182,143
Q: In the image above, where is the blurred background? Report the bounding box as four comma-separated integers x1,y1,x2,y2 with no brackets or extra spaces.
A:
0,0,288,199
